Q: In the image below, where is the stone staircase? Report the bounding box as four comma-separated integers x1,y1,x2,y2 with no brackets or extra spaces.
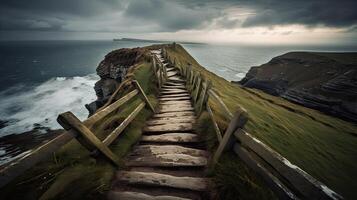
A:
108,51,211,200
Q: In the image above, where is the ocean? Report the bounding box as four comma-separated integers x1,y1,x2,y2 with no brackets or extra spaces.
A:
1,40,356,137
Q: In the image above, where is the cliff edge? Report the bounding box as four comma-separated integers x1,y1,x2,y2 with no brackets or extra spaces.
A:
85,47,147,114
240,52,357,122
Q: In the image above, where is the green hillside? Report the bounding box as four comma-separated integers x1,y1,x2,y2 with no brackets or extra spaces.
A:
165,44,357,200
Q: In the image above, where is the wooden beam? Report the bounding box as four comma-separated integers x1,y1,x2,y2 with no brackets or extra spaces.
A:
234,129,343,200
207,89,233,119
193,76,202,104
85,89,139,128
133,80,155,113
212,110,248,165
99,78,133,111
233,143,298,200
57,112,120,166
206,103,222,142
102,102,145,146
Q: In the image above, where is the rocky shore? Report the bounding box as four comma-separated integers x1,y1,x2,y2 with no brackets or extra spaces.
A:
239,52,357,122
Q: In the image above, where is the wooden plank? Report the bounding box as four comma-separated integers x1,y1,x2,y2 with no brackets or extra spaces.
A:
130,145,208,157
193,76,201,104
57,112,120,166
197,81,210,115
233,143,298,200
144,123,193,133
206,103,222,142
207,90,233,119
234,129,343,200
141,133,200,143
133,80,155,113
85,89,139,127
153,111,195,118
102,102,146,146
108,191,191,200
126,154,207,167
212,110,248,164
116,171,210,191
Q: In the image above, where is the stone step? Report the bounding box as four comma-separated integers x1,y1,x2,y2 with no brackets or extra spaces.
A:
129,145,208,157
160,93,190,98
146,117,194,125
159,104,193,109
141,133,200,143
161,88,188,92
153,111,195,118
162,86,187,90
157,107,194,113
168,78,186,83
144,123,193,133
127,153,207,167
165,82,185,87
116,171,210,191
159,96,191,101
108,191,192,200
159,100,192,105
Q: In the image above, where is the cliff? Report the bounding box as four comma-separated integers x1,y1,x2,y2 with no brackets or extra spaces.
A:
239,52,357,122
85,47,147,114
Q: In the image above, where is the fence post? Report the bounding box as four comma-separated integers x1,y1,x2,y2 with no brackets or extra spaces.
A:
57,112,121,166
132,80,155,113
212,109,248,165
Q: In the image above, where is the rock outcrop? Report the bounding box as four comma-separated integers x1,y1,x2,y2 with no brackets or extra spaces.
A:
240,52,357,122
86,48,146,115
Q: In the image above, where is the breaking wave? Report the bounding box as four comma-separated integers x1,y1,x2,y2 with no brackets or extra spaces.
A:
0,74,99,137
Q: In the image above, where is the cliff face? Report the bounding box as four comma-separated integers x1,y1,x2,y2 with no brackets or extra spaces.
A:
86,47,146,114
240,52,357,122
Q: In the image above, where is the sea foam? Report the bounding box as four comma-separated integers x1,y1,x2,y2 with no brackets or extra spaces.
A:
0,74,99,137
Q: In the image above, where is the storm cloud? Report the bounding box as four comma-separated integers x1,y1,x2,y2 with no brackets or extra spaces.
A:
0,0,356,36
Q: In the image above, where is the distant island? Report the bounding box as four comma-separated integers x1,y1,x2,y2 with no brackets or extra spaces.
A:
113,37,205,45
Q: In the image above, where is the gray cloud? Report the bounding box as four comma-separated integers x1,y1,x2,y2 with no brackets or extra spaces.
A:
0,0,356,35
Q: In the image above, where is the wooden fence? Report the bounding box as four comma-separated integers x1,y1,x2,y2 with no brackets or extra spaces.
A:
0,76,158,188
163,46,343,200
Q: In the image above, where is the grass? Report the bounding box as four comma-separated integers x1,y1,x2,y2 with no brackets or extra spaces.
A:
166,44,357,200
0,59,158,199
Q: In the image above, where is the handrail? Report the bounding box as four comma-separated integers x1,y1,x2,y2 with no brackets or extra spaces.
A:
164,43,343,200
0,77,154,188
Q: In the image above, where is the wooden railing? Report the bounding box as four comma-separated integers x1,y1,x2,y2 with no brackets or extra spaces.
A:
0,76,157,189
163,45,343,200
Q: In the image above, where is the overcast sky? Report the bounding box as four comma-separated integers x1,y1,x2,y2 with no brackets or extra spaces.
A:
0,0,356,45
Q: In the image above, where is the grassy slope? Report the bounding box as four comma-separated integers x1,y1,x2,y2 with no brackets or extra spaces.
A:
0,60,158,199
165,44,357,200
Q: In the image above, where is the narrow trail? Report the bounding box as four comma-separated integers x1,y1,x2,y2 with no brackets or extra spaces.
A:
108,51,211,200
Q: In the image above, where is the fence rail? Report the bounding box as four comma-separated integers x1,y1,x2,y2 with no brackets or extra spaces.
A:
0,78,155,188
164,44,343,200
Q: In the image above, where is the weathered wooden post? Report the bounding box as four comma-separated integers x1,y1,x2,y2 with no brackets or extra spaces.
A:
212,109,248,165
57,112,121,166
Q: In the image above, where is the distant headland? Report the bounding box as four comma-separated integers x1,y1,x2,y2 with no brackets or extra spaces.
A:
113,37,205,45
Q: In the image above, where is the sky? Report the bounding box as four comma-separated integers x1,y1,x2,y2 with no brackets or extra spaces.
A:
0,0,356,45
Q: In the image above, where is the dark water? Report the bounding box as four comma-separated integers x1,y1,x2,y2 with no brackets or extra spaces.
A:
1,40,356,136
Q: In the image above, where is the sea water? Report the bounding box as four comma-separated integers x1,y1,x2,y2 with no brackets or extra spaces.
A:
1,40,356,136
